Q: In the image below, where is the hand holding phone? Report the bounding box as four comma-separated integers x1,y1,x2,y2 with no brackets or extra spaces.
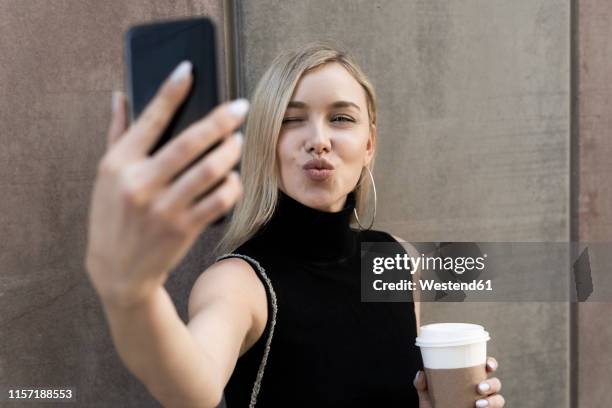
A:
124,17,242,224
126,18,223,155
85,26,247,308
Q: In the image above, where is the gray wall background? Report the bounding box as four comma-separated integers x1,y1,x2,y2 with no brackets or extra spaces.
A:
576,0,612,406
0,0,608,407
0,1,227,407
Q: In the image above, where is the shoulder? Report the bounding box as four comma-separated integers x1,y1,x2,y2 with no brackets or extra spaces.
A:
356,228,400,242
364,230,422,326
188,254,268,353
356,228,407,244
357,228,420,257
188,256,262,313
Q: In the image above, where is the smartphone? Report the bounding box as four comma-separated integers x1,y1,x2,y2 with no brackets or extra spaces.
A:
125,17,235,225
125,16,222,156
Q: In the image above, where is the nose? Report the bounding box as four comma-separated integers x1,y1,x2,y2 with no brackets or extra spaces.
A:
304,120,331,155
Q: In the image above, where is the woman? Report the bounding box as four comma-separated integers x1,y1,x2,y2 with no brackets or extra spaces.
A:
86,43,504,407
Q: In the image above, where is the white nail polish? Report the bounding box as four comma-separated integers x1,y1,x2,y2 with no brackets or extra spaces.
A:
234,131,244,146
487,360,498,370
228,99,250,118
475,399,489,408
170,61,192,83
478,382,491,393
413,371,420,385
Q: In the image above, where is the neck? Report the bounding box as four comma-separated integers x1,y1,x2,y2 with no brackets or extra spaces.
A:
255,189,358,262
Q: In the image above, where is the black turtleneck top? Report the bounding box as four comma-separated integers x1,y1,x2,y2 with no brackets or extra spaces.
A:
216,190,422,407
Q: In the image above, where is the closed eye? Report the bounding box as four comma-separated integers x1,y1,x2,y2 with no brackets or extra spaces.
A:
282,116,355,124
332,115,355,123
282,117,302,124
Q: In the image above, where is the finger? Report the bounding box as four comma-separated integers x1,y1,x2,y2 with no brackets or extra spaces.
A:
477,377,501,396
486,357,498,373
475,394,505,408
148,98,249,185
187,171,242,229
121,60,193,158
106,91,128,150
154,131,243,213
413,370,432,404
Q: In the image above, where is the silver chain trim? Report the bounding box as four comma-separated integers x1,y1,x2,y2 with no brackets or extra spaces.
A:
215,253,278,408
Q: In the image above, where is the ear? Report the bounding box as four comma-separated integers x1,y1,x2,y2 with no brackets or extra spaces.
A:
364,124,377,167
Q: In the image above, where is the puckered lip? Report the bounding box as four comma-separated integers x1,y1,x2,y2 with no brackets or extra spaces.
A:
302,158,335,170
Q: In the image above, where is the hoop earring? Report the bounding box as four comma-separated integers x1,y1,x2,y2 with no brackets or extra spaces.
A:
353,166,377,231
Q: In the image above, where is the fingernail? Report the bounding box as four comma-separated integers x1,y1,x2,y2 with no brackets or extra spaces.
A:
413,371,420,386
170,61,192,83
475,399,489,407
228,98,250,118
234,131,244,146
478,382,491,393
487,359,498,370
112,91,120,114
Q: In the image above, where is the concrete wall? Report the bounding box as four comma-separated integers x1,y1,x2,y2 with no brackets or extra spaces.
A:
576,0,612,406
1,0,609,407
236,1,569,407
0,1,228,407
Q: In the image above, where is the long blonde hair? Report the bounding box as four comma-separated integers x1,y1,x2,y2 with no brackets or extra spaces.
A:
214,41,378,256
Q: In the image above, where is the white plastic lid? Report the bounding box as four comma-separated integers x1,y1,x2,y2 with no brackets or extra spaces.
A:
415,323,490,348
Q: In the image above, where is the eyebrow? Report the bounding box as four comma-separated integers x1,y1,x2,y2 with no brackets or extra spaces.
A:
286,100,361,111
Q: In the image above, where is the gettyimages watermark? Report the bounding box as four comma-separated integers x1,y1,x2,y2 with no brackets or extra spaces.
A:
360,242,608,302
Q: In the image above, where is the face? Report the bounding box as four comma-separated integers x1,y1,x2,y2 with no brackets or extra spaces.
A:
276,62,376,212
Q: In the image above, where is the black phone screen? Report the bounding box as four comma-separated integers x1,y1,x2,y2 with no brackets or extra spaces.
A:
125,17,220,156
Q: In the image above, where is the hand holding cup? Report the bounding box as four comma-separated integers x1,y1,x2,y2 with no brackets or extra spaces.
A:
413,323,505,408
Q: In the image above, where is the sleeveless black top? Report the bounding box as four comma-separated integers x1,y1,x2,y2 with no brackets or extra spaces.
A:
216,189,423,407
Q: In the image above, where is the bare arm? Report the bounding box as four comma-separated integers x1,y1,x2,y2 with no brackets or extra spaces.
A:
86,61,255,407
186,257,268,388
100,258,267,408
102,287,222,408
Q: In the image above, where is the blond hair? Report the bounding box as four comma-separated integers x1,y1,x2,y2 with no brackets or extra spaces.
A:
214,41,378,256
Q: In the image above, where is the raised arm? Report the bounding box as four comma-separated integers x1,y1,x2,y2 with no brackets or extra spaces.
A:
101,257,267,408
85,60,255,407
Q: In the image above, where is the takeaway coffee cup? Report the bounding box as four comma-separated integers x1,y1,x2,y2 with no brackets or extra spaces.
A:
415,323,490,408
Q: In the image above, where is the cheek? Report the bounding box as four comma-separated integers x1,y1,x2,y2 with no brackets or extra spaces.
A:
335,137,369,187
276,134,298,172
336,131,369,163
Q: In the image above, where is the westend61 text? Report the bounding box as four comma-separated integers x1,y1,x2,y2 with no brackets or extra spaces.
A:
373,279,493,291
